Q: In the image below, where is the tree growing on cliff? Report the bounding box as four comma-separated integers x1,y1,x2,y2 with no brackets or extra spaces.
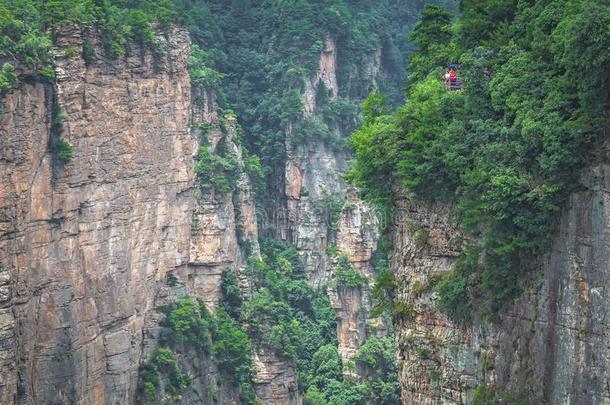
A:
348,0,610,320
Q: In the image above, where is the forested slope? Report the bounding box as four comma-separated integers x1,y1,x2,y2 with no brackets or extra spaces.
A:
349,0,609,320
347,1,610,403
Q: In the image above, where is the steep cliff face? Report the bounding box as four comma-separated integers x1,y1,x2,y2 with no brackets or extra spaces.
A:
391,140,610,404
0,26,299,405
252,346,300,405
331,189,385,368
283,35,347,284
0,25,195,404
280,36,386,370
188,88,259,308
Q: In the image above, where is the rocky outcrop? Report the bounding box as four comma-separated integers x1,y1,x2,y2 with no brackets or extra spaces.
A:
281,35,349,286
390,139,610,404
252,347,301,405
330,189,385,368
188,90,259,307
389,193,465,404
301,35,338,114
277,35,388,372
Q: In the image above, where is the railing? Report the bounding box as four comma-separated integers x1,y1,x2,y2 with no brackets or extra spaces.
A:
444,78,464,92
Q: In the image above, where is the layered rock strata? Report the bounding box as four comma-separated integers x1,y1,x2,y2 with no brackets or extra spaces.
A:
280,36,387,372
0,25,297,405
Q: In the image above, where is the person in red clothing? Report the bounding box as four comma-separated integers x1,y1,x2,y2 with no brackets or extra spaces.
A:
449,68,456,84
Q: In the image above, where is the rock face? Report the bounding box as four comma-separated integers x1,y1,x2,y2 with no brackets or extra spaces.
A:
0,25,298,405
330,189,385,367
188,88,260,307
278,36,386,371
282,35,353,285
252,347,301,405
390,139,610,404
0,25,195,405
0,24,392,405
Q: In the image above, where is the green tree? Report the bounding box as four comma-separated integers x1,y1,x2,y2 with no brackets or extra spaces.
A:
220,268,243,320
407,4,455,86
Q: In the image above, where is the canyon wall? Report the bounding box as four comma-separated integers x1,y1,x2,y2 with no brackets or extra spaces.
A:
0,26,299,405
0,25,195,405
390,139,610,404
0,21,398,405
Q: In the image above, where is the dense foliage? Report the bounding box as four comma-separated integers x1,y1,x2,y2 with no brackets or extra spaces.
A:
140,243,401,403
472,383,542,405
0,0,176,91
194,139,241,194
348,0,610,320
332,254,369,288
138,297,257,403
354,336,401,404
242,240,339,387
237,240,399,404
145,240,353,403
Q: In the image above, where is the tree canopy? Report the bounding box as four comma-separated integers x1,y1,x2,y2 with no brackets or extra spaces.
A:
348,0,610,320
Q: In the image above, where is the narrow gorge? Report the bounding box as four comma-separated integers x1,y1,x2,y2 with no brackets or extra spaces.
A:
0,1,430,404
0,1,608,405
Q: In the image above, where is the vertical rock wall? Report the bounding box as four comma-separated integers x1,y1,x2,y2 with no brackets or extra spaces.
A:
280,36,387,372
330,189,385,368
188,89,259,308
0,25,195,404
0,25,299,405
390,139,610,404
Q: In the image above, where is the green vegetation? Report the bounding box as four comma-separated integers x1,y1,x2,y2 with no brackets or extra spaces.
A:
0,62,17,92
392,301,415,323
0,0,176,84
348,1,610,320
333,255,368,288
212,310,257,403
188,44,224,89
2,0,446,401
139,297,257,403
159,297,213,353
300,344,368,405
472,384,541,405
170,0,454,215
371,267,396,317
242,240,337,372
194,140,240,194
53,138,74,164
239,240,400,403
220,267,242,319
142,240,400,403
354,336,401,404
49,101,74,164
140,348,191,401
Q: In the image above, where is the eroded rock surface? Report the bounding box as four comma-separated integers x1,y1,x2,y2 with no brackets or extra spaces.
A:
279,37,387,372
0,25,194,405
0,25,295,405
252,347,301,405
390,141,610,404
